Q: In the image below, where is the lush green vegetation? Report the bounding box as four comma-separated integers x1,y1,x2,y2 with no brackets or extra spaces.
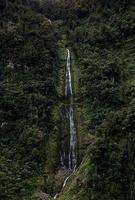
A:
53,0,135,199
0,0,135,199
0,1,60,199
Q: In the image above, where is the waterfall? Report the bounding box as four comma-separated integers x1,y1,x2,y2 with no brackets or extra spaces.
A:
65,49,77,170
61,48,77,170
54,49,77,199
68,105,77,170
65,49,72,97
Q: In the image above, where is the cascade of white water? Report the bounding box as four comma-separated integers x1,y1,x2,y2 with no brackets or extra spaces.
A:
65,49,77,170
68,105,77,170
65,49,72,97
54,49,77,199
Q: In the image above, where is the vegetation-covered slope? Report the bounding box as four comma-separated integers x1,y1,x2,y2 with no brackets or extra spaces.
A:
52,0,135,199
0,0,135,200
0,1,60,199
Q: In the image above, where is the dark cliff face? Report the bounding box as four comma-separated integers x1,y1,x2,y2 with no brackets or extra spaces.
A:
0,0,7,11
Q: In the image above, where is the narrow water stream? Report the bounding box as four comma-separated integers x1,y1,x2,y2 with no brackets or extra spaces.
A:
54,49,77,198
65,49,77,170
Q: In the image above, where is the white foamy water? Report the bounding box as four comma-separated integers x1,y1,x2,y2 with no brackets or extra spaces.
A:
54,48,77,199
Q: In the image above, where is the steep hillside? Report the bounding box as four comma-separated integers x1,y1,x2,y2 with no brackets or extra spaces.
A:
0,0,135,200
53,0,135,199
0,1,60,199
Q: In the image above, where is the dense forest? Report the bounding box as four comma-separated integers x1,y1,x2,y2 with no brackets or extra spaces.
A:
0,1,60,199
0,0,135,200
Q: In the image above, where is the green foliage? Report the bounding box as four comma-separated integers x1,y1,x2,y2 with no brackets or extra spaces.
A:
49,0,135,199
0,0,135,199
0,1,60,199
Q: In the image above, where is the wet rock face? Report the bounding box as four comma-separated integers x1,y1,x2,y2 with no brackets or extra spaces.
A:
38,191,51,200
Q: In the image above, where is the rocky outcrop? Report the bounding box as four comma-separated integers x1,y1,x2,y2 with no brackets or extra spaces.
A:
39,192,51,200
